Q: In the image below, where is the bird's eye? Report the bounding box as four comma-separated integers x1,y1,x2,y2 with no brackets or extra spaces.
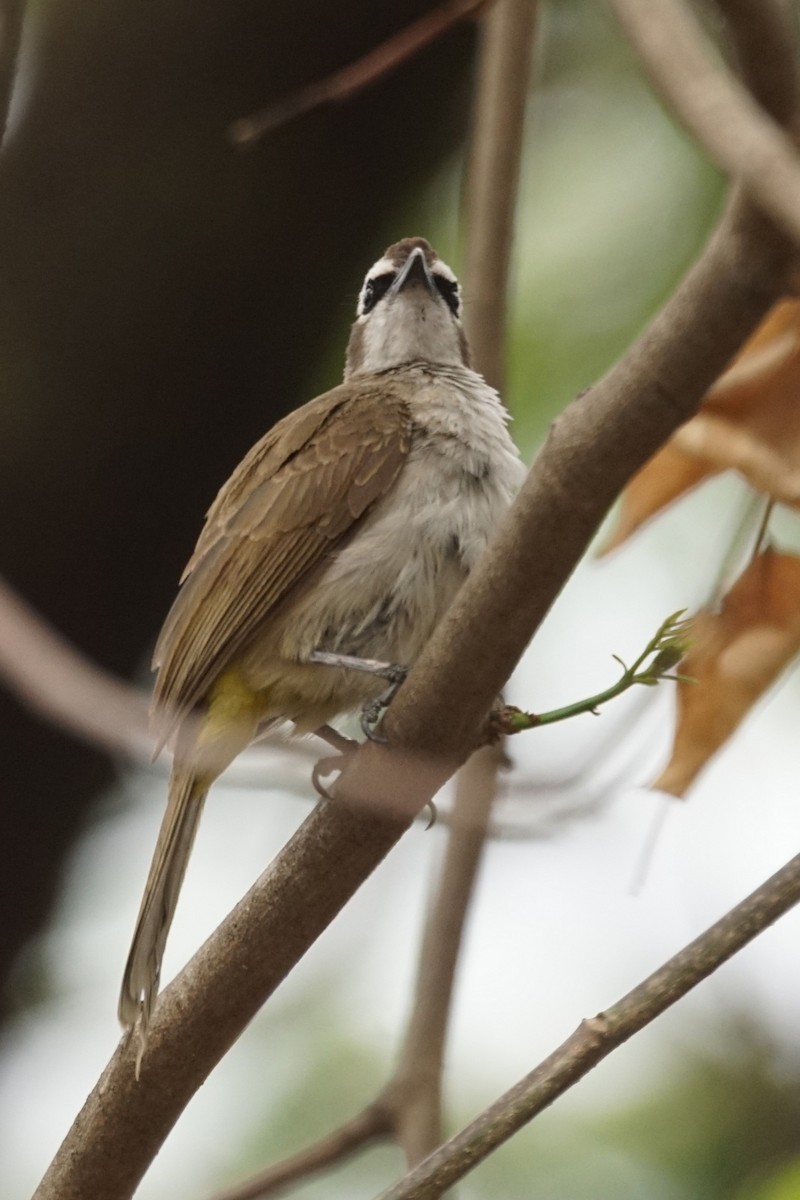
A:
361,272,395,315
434,276,460,316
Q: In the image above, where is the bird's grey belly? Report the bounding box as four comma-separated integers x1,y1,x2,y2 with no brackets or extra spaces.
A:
286,512,468,666
234,494,470,730
280,444,510,672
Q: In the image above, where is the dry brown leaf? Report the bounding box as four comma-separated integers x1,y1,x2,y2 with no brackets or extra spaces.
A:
654,548,800,797
603,299,800,552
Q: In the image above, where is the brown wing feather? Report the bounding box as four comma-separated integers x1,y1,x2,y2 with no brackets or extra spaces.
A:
152,377,411,738
180,384,355,578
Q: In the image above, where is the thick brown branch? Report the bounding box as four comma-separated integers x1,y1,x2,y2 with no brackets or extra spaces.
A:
373,196,792,773
229,0,492,147
33,4,800,1199
35,796,418,1200
377,847,800,1198
205,751,502,1200
209,1103,392,1200
608,0,800,245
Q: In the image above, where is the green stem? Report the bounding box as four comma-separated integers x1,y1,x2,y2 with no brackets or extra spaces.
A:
509,678,635,730
501,610,692,735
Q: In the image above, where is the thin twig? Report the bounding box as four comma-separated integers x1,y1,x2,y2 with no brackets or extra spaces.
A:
0,576,152,758
209,1103,392,1200
607,0,800,246
32,4,800,1198
0,0,24,145
228,0,493,147
751,496,776,559
502,611,692,732
628,792,673,896
385,745,505,1167
0,576,319,789
462,0,537,391
377,847,800,1198
708,489,765,608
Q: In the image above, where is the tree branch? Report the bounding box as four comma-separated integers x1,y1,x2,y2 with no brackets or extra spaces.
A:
502,610,692,732
377,195,792,773
462,0,537,391
607,0,800,245
385,745,505,1168
209,1103,392,1200
0,576,151,758
377,846,800,1198
0,0,24,144
205,751,504,1200
33,3,800,1198
0,576,318,795
715,0,800,127
228,0,493,147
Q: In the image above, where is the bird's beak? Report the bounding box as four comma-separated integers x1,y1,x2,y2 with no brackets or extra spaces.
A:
390,247,435,297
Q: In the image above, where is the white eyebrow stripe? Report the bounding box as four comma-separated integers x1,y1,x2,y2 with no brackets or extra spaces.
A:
364,257,397,281
431,261,457,283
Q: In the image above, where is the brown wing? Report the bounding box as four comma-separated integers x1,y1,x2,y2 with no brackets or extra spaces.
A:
151,377,411,740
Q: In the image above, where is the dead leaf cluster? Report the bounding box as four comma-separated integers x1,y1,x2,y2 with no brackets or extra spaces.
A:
607,301,800,794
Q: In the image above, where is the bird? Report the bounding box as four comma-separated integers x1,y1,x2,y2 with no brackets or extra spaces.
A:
119,236,525,1060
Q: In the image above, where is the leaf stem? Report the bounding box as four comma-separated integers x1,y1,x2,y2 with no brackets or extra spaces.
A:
502,611,692,734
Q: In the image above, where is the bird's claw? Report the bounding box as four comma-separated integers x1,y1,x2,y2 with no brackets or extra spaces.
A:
359,666,409,741
360,700,388,742
312,753,347,800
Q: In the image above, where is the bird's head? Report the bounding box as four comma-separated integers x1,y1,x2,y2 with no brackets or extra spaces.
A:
345,237,469,377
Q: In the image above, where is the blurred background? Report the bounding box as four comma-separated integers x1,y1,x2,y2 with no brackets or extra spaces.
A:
2,0,800,1196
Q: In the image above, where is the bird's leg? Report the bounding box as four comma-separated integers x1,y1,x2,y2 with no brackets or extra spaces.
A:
307,650,409,743
314,722,356,755
307,650,407,682
358,673,408,741
311,722,439,828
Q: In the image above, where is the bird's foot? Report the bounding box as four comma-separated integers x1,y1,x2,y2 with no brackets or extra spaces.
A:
311,724,358,799
310,722,435,827
307,651,409,743
359,668,408,742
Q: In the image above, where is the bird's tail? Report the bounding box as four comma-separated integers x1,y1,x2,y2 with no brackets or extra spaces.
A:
119,673,263,1072
118,760,208,1069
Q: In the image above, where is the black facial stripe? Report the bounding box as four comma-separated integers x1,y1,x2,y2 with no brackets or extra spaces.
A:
361,272,395,314
434,275,460,315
